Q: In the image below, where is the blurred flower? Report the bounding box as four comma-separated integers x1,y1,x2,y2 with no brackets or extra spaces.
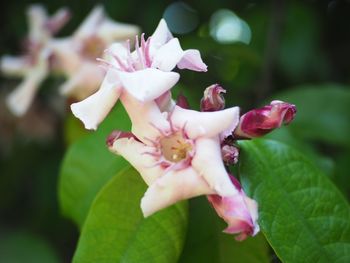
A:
207,175,259,241
50,5,140,100
1,5,70,116
234,100,297,138
200,84,226,112
71,18,207,130
221,144,239,165
108,101,239,217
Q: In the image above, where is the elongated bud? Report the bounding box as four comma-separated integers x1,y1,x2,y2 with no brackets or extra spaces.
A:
221,144,239,165
200,84,226,112
207,175,259,241
106,130,139,148
234,100,296,138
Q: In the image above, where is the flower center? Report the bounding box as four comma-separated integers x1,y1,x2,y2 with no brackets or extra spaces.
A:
81,36,105,60
159,132,193,163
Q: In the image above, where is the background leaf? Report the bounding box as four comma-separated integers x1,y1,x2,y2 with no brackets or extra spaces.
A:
73,167,188,263
239,139,350,263
59,104,130,227
179,197,270,263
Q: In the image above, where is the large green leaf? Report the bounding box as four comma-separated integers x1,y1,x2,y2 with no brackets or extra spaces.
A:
73,167,188,263
273,84,350,147
239,139,350,263
179,197,270,263
59,104,130,227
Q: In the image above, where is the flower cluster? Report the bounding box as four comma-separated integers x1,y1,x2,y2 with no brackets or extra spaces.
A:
71,19,296,241
1,5,139,116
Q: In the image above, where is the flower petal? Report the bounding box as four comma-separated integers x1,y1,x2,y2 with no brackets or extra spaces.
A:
120,93,170,142
192,137,238,196
171,105,240,139
0,56,29,77
97,19,140,43
141,167,214,217
151,38,184,71
70,69,121,130
73,5,104,39
50,39,81,73
110,137,163,185
59,62,105,100
177,49,207,72
117,68,179,102
149,19,173,56
27,4,48,42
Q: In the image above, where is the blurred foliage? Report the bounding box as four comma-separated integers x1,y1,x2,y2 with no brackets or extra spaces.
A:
1,0,350,262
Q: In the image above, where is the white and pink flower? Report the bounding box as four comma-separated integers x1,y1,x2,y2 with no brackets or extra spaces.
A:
107,100,239,217
71,18,207,130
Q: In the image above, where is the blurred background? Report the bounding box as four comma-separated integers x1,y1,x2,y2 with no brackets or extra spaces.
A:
1,0,350,262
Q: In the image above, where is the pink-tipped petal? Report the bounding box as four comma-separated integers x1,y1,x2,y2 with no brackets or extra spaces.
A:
110,137,163,185
192,137,238,196
117,68,179,102
45,7,71,34
0,56,29,77
151,38,184,72
121,93,170,142
70,69,121,130
141,167,214,217
177,49,207,72
149,19,173,55
171,105,240,139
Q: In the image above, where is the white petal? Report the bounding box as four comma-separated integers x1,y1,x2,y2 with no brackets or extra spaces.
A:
120,93,170,142
27,4,49,42
171,105,240,139
70,69,121,130
59,62,104,100
0,56,29,77
177,49,208,72
192,137,238,196
97,20,140,43
111,137,163,185
74,5,104,39
151,38,184,71
141,167,214,217
149,19,173,56
117,68,179,102
6,66,48,117
49,39,81,73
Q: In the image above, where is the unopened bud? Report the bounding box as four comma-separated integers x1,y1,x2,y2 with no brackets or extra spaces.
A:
221,144,239,165
234,101,296,138
200,84,226,112
176,93,190,109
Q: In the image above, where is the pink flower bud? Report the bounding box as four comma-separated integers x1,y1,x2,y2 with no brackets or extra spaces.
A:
200,84,226,112
207,175,259,241
176,93,190,109
221,144,239,165
234,101,296,138
106,130,139,148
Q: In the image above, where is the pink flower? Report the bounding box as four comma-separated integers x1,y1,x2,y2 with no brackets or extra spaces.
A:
49,5,140,100
108,99,239,217
71,18,207,130
234,100,297,138
200,84,226,112
1,5,70,116
207,175,259,241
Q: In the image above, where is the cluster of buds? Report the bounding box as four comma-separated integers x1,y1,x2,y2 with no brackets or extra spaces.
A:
70,18,296,241
1,5,140,117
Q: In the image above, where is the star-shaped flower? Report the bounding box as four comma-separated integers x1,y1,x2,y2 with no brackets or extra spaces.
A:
71,18,207,130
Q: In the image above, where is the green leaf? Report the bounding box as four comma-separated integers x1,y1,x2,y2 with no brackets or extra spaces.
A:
73,167,188,263
179,197,270,263
0,231,60,263
274,84,350,147
59,104,131,228
239,139,350,263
